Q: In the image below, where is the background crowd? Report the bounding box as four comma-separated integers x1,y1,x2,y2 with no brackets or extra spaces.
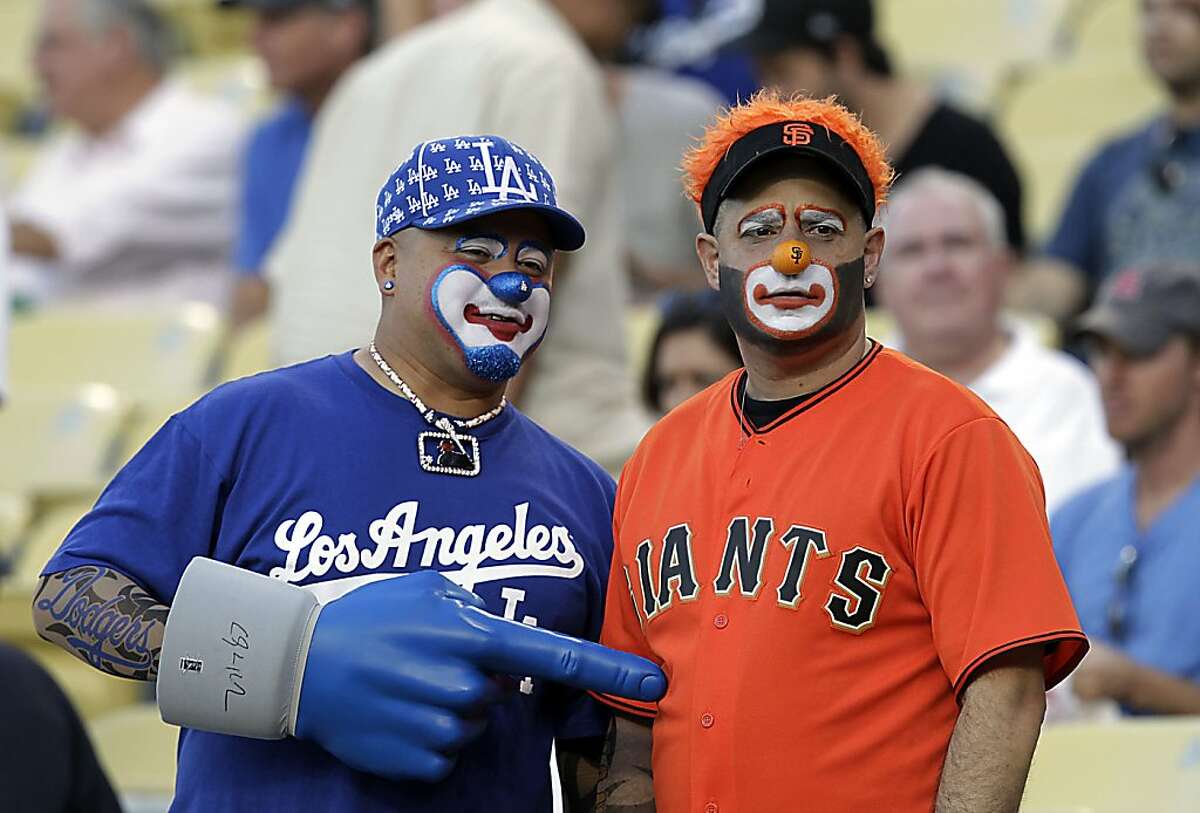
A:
0,0,1198,811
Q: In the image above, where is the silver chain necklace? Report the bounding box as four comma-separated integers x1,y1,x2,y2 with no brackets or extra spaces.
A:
368,341,505,476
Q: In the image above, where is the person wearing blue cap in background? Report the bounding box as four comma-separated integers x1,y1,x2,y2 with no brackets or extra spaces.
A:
32,133,666,813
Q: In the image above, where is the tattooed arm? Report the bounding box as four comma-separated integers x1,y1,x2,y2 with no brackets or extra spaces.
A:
557,722,615,813
596,713,654,812
32,565,168,681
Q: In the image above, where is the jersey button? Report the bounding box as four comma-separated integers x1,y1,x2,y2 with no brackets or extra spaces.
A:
700,711,715,728
713,613,728,629
705,802,719,813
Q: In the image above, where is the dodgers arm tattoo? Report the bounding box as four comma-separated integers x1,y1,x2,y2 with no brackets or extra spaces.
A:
596,713,655,812
558,722,616,813
32,565,168,681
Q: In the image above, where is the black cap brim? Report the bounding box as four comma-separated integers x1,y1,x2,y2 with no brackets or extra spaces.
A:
700,122,874,234
1075,305,1172,357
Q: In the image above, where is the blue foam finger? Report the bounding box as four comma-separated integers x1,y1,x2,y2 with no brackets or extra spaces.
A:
466,608,667,701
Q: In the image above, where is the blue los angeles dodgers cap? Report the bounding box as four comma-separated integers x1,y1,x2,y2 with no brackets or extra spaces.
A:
375,135,586,252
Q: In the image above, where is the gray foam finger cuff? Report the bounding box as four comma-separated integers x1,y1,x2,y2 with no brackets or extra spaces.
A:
156,557,322,739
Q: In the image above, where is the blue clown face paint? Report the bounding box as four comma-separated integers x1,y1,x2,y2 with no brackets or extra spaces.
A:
429,264,551,382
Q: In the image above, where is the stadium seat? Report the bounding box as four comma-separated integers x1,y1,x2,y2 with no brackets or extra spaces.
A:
9,303,223,401
1022,717,1200,812
0,496,100,646
86,702,178,805
112,398,189,469
0,386,130,497
1066,0,1140,56
0,491,33,558
212,317,271,384
877,0,1071,103
0,0,38,102
998,57,1163,237
2,495,97,590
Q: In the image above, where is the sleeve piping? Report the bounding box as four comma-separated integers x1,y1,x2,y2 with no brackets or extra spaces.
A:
952,629,1090,701
587,690,658,720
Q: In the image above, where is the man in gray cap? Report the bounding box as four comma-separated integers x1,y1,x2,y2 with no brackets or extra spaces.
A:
1051,263,1200,715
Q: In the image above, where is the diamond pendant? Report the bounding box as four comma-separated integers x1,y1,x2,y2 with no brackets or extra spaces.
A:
417,431,481,477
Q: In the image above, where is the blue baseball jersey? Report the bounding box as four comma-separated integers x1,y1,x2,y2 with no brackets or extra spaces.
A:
43,352,617,812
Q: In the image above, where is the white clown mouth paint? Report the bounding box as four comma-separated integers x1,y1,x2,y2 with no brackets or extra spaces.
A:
743,259,837,338
430,264,550,382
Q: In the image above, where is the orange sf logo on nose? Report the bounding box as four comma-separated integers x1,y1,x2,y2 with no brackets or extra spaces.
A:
771,240,812,275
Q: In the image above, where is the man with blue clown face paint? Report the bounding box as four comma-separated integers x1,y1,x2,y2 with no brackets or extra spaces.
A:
371,135,579,394
32,133,665,813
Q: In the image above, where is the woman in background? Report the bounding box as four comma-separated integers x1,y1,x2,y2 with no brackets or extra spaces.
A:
642,291,742,414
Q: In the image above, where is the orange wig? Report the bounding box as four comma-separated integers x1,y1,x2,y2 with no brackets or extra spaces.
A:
682,89,894,213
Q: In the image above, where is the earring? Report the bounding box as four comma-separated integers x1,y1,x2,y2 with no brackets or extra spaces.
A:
382,280,395,291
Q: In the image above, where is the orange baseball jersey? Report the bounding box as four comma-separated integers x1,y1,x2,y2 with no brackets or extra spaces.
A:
598,343,1088,812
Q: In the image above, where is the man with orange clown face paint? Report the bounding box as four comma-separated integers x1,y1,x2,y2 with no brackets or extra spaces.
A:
591,92,1090,813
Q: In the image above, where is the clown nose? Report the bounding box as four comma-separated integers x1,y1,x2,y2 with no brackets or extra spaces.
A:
488,271,534,304
771,240,812,275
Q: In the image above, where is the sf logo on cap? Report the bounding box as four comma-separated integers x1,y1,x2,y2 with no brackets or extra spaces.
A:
782,123,814,146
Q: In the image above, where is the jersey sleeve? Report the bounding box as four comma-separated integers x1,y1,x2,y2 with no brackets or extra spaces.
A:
591,465,661,719
908,417,1088,697
41,415,229,603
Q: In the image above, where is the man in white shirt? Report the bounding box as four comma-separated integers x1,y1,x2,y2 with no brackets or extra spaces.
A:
7,0,242,307
267,0,649,470
876,168,1120,512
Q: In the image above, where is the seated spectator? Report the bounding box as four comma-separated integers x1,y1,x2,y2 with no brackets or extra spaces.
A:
0,642,121,813
555,0,723,295
266,0,651,472
1020,0,1200,320
1052,264,1200,715
642,290,741,414
221,0,375,330
6,0,243,308
877,169,1119,512
737,0,1025,254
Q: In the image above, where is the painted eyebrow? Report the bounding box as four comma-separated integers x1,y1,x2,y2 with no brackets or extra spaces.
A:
515,239,552,260
796,206,847,230
737,204,786,233
455,233,509,257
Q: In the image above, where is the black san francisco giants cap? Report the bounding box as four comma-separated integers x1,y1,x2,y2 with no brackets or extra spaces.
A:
699,120,877,235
